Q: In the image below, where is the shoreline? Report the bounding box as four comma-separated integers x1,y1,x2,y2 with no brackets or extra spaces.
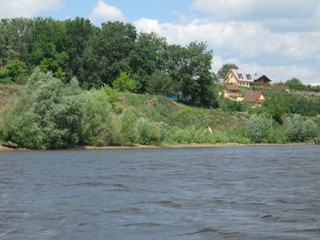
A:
0,142,313,152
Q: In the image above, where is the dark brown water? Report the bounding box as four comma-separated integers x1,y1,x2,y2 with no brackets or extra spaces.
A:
1,146,320,239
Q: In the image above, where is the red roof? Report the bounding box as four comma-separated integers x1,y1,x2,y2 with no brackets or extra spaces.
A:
224,84,240,91
254,75,272,83
243,91,265,103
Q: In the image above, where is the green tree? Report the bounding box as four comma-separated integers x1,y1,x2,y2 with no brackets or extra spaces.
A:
1,68,84,149
164,42,216,106
129,32,167,92
63,17,97,81
5,59,27,83
113,72,137,92
98,21,137,85
147,70,175,96
217,63,238,81
285,77,305,90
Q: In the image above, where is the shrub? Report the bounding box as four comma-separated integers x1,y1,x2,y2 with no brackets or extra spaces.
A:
116,111,138,145
248,114,273,143
285,115,317,142
136,118,164,145
113,72,137,92
80,89,114,146
220,98,244,112
1,68,84,149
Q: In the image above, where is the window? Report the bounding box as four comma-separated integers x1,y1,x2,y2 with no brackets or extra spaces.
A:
237,73,243,79
246,74,251,80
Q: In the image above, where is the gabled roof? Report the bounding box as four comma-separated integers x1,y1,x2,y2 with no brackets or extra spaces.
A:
254,75,272,83
242,91,265,103
224,84,241,91
229,69,254,82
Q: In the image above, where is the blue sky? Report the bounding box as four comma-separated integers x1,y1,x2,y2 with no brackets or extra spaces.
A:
1,0,320,84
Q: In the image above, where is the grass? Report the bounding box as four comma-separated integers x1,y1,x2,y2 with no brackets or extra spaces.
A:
117,92,249,131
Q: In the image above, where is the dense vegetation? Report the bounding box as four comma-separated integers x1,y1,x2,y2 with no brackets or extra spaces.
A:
0,17,217,106
0,17,319,149
1,67,319,149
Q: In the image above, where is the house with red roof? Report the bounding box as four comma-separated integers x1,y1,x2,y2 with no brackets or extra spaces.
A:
242,91,266,107
223,84,241,99
254,75,272,84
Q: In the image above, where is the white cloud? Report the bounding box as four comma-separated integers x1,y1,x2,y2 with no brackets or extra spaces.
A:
0,0,62,18
191,0,319,21
90,0,125,25
134,18,320,84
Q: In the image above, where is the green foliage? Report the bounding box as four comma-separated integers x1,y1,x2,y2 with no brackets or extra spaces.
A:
220,98,244,112
168,127,216,144
147,70,175,96
217,63,238,81
1,68,83,148
6,59,27,83
285,78,304,90
116,111,138,145
248,114,273,143
102,84,120,107
80,89,114,146
0,68,8,79
263,90,320,117
285,115,317,142
136,118,164,145
113,72,137,92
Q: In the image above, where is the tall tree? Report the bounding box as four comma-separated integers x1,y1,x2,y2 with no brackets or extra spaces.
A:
217,63,238,81
98,21,137,85
64,17,97,81
129,32,167,92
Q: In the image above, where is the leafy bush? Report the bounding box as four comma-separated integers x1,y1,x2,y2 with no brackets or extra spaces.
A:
220,98,244,112
285,115,317,142
113,72,138,92
1,68,84,149
116,111,138,145
80,89,114,146
248,114,273,143
6,60,28,83
136,118,164,145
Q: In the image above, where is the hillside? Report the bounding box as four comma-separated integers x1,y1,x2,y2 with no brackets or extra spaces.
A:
117,92,247,130
0,80,319,149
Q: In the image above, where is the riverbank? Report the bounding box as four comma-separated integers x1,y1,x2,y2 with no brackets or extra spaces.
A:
1,142,313,152
74,142,312,150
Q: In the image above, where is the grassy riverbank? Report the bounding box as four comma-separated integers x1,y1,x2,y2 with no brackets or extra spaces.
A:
0,79,320,150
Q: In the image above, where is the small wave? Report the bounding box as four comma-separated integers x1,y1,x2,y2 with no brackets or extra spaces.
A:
261,214,282,221
124,222,162,227
74,182,108,187
156,200,182,208
111,183,130,191
185,227,218,235
302,227,320,233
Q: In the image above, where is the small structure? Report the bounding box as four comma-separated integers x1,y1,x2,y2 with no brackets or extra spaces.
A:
254,75,272,84
242,91,266,107
224,69,254,88
223,84,241,99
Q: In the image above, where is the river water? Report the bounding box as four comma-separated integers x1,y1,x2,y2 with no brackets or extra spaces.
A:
1,146,320,239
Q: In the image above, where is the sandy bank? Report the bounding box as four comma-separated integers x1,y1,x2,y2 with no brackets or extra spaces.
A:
0,142,312,152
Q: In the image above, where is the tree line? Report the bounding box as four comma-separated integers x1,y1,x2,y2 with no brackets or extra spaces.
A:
0,17,218,107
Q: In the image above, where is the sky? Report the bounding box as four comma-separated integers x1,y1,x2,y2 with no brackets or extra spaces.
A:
0,0,320,84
